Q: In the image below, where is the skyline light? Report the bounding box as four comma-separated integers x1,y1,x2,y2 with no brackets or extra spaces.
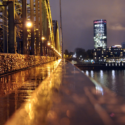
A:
50,0,125,52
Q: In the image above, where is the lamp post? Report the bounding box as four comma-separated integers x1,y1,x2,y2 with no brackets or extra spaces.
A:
47,41,51,56
26,21,32,28
47,42,51,46
42,36,46,55
25,20,33,54
42,37,46,41
60,0,63,58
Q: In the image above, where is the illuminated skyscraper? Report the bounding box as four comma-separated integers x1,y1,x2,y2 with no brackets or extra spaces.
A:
93,19,107,49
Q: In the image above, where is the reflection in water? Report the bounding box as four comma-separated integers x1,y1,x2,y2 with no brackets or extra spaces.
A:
111,70,116,91
0,60,61,125
100,70,103,79
84,69,125,98
91,71,94,78
112,70,115,80
86,71,89,76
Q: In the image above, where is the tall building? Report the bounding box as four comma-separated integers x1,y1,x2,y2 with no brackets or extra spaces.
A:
122,42,125,49
93,19,107,49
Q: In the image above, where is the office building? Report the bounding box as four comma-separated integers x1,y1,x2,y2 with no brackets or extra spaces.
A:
93,19,107,49
122,42,125,49
94,45,125,63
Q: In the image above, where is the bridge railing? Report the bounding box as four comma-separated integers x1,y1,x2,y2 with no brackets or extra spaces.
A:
0,53,57,75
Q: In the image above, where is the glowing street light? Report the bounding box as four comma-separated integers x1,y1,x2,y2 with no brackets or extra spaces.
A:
25,20,33,54
26,21,32,28
42,37,46,40
47,42,51,46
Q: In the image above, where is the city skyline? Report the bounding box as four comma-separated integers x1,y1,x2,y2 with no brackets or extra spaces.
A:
50,0,125,52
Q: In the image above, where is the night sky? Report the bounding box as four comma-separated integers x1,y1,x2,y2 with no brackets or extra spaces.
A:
50,0,125,52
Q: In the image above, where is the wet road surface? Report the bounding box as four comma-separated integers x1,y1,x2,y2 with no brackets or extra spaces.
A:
2,60,125,125
0,60,61,125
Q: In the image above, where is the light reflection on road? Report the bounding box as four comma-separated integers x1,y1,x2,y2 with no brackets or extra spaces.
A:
0,60,61,125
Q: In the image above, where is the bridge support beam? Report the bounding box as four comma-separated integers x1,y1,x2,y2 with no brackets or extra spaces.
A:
22,0,27,54
30,0,34,55
3,6,7,53
35,0,39,55
39,0,43,56
8,1,16,53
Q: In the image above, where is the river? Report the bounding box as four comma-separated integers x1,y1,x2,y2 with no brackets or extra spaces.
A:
83,69,125,98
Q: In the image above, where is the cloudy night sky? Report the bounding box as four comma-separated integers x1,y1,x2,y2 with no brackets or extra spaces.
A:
49,0,125,52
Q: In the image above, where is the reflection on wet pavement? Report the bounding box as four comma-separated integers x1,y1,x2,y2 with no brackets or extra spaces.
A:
4,60,125,125
0,60,61,125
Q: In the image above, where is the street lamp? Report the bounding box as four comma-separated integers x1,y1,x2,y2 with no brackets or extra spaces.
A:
47,41,51,57
60,0,63,58
41,36,46,55
25,20,33,54
26,21,32,28
47,42,51,46
42,37,46,40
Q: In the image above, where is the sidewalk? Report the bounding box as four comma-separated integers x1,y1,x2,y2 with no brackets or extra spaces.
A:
5,60,125,125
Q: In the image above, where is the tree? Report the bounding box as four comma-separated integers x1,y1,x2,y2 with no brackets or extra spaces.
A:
86,49,93,59
75,48,87,59
64,49,69,55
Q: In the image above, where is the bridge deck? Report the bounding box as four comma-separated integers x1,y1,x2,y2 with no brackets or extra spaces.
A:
5,60,125,125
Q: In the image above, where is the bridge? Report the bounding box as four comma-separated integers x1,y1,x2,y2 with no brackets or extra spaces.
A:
0,0,125,125
0,0,61,74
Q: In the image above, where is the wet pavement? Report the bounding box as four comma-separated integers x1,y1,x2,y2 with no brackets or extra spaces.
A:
0,60,61,125
2,60,125,125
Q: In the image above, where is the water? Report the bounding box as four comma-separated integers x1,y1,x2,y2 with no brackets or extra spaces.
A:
83,70,125,98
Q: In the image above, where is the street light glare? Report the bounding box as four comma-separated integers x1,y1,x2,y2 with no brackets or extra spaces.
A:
47,42,50,46
26,21,32,28
42,37,45,40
